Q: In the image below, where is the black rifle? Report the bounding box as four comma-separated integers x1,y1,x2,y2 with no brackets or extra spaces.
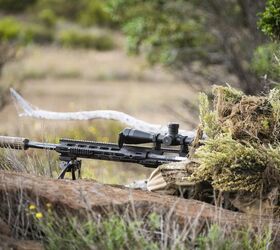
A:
0,123,192,180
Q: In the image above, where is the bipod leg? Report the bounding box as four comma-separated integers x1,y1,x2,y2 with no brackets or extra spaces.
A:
58,160,82,180
78,167,81,179
77,160,82,179
70,160,82,180
58,161,72,179
71,167,76,180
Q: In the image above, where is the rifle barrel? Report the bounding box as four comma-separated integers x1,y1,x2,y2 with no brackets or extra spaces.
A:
28,141,57,150
0,135,57,150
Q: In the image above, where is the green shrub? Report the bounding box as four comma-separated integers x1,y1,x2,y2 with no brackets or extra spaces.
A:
33,0,115,27
22,23,54,44
77,0,114,27
197,224,273,250
92,34,115,51
33,0,84,20
58,29,115,50
198,224,232,250
259,0,280,41
0,17,54,44
0,17,21,42
30,212,160,249
37,8,57,28
108,0,215,66
24,209,273,250
251,43,280,80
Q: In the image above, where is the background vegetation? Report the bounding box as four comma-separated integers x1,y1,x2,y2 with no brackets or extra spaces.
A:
22,209,276,249
0,0,118,107
106,0,280,94
0,0,280,249
108,0,268,94
0,0,280,94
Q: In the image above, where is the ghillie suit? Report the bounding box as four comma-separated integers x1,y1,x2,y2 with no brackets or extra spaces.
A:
148,86,280,215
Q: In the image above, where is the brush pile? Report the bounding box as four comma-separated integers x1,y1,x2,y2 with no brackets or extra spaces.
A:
187,86,280,214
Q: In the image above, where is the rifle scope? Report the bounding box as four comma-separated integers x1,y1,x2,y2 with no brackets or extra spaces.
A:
118,123,192,156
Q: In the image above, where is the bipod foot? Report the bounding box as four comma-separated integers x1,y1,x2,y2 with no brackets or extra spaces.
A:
58,159,82,180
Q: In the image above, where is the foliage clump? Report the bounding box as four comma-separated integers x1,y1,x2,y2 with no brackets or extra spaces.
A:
22,206,274,250
259,0,280,41
189,86,280,213
251,43,280,82
191,136,267,192
199,85,280,142
108,0,214,67
58,29,115,51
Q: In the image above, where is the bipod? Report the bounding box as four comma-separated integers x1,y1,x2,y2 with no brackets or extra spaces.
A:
58,158,82,180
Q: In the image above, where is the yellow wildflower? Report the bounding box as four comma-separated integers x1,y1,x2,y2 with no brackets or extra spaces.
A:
46,203,52,208
89,126,97,135
29,204,36,210
35,212,43,219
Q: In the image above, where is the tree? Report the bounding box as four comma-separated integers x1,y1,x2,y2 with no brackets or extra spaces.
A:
259,0,280,41
248,0,280,86
109,0,267,94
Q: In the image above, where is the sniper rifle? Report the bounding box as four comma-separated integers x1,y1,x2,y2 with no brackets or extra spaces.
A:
0,123,192,180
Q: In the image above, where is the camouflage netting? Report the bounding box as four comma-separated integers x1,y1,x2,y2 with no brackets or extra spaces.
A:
147,85,280,213
187,86,280,214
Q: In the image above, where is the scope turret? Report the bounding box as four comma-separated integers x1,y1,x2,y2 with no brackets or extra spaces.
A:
162,123,179,146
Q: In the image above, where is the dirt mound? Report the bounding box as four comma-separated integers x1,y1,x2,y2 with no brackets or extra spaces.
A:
0,170,277,226
2,170,279,248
